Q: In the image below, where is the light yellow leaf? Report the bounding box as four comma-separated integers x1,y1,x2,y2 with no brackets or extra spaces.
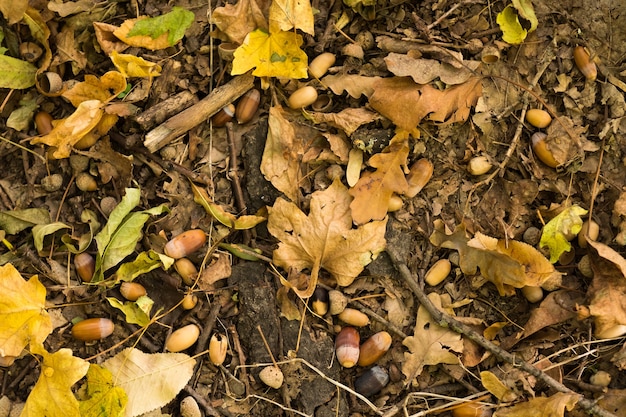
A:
539,205,587,263
191,182,266,230
496,5,528,45
267,179,387,298
0,264,51,359
21,344,89,417
62,71,127,107
493,392,580,417
480,371,518,402
269,0,314,35
31,99,103,159
107,296,153,327
79,364,128,417
110,51,161,78
232,29,308,79
103,348,195,417
402,292,463,382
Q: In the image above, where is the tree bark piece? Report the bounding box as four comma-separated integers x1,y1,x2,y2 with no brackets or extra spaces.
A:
134,90,198,131
143,74,255,152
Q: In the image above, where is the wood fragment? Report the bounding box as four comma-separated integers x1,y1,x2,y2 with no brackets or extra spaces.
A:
134,90,198,130
144,74,255,152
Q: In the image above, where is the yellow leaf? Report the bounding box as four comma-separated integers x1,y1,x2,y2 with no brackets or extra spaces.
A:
191,182,266,230
267,179,387,297
113,17,171,50
539,205,587,263
496,5,529,45
232,29,308,79
349,140,409,224
480,371,518,402
110,51,161,78
0,264,51,359
269,0,314,35
79,364,128,417
430,220,562,295
402,293,463,382
62,71,127,107
21,344,89,417
493,392,580,417
31,99,103,159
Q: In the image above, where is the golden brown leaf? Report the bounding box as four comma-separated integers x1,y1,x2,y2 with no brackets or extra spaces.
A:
211,0,269,44
62,71,127,107
493,392,579,417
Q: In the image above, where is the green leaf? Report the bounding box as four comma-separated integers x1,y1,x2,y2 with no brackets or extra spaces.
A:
0,55,36,89
7,93,37,131
107,295,153,326
32,222,71,252
93,188,168,282
191,182,266,230
540,205,588,263
0,208,51,234
113,250,171,283
78,364,127,417
126,6,194,46
496,5,528,45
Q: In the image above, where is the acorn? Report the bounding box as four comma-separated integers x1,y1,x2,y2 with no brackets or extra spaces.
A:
406,158,433,197
288,86,318,109
590,371,612,387
235,89,260,124
180,396,201,417
335,327,360,368
174,258,198,285
531,132,559,168
354,366,389,397
388,194,403,212
212,104,236,127
74,252,95,282
328,290,348,315
525,109,552,128
596,324,626,339
578,219,600,248
164,230,207,259
72,318,114,341
34,111,54,135
425,259,451,286
209,333,228,365
259,365,284,389
181,293,198,310
337,308,369,327
76,172,98,192
309,52,336,79
573,46,597,81
120,282,147,301
451,403,492,417
165,324,200,352
311,287,329,316
467,156,492,176
521,286,543,303
358,331,392,367
20,42,43,63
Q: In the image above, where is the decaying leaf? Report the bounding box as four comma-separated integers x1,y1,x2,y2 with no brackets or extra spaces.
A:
79,364,128,417
539,205,587,263
493,392,579,417
21,344,89,417
269,0,314,35
102,348,195,417
430,220,562,295
384,53,481,85
349,140,409,224
211,0,269,44
0,207,51,234
191,182,266,230
267,179,387,298
107,295,154,327
402,292,463,382
306,107,383,137
232,29,308,79
114,7,194,50
321,74,381,98
110,51,161,78
481,371,518,402
62,71,127,107
0,264,52,359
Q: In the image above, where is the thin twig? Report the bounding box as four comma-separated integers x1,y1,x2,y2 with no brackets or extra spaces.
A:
386,245,618,417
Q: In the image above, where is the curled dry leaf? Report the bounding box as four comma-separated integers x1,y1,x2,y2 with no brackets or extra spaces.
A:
492,392,579,417
384,53,481,85
430,220,562,295
307,107,382,137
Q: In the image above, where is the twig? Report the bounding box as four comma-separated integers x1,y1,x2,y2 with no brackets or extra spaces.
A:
386,245,618,417
144,73,255,152
225,121,251,245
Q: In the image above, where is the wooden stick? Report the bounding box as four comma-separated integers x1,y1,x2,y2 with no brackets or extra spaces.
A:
143,73,255,152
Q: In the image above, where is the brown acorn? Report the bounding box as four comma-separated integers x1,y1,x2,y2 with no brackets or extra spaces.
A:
335,326,360,368
72,318,114,341
164,230,206,259
165,324,200,352
235,89,260,124
357,331,392,367
573,46,597,81
74,252,95,282
120,282,147,301
354,366,389,397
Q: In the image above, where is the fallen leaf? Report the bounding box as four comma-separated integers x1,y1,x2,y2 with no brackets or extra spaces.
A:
110,51,161,78
232,29,308,79
211,0,269,44
114,7,194,50
0,0,28,24
191,182,266,230
78,364,128,417
93,22,129,55
0,207,50,234
62,71,127,107
493,392,579,417
384,53,481,85
269,0,314,35
102,348,195,417
349,140,409,224
113,251,173,284
0,54,37,89
267,179,387,298
430,220,562,295
539,205,587,263
197,253,232,290
21,344,89,417
307,107,383,136
7,92,37,130
32,222,71,253
497,5,530,45
0,264,51,359
481,371,518,402
402,292,463,382
107,295,154,327
48,0,94,17
51,25,88,74
22,8,53,94
321,74,381,98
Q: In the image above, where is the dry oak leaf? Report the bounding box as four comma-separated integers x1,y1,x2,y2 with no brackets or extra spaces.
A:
493,392,580,417
321,74,381,98
307,107,383,137
31,99,103,159
0,264,51,359
349,140,409,225
402,292,463,382
269,0,314,35
21,343,89,417
50,25,88,73
267,179,387,298
384,53,481,85
430,220,562,295
583,240,626,338
211,0,269,44
62,71,127,107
